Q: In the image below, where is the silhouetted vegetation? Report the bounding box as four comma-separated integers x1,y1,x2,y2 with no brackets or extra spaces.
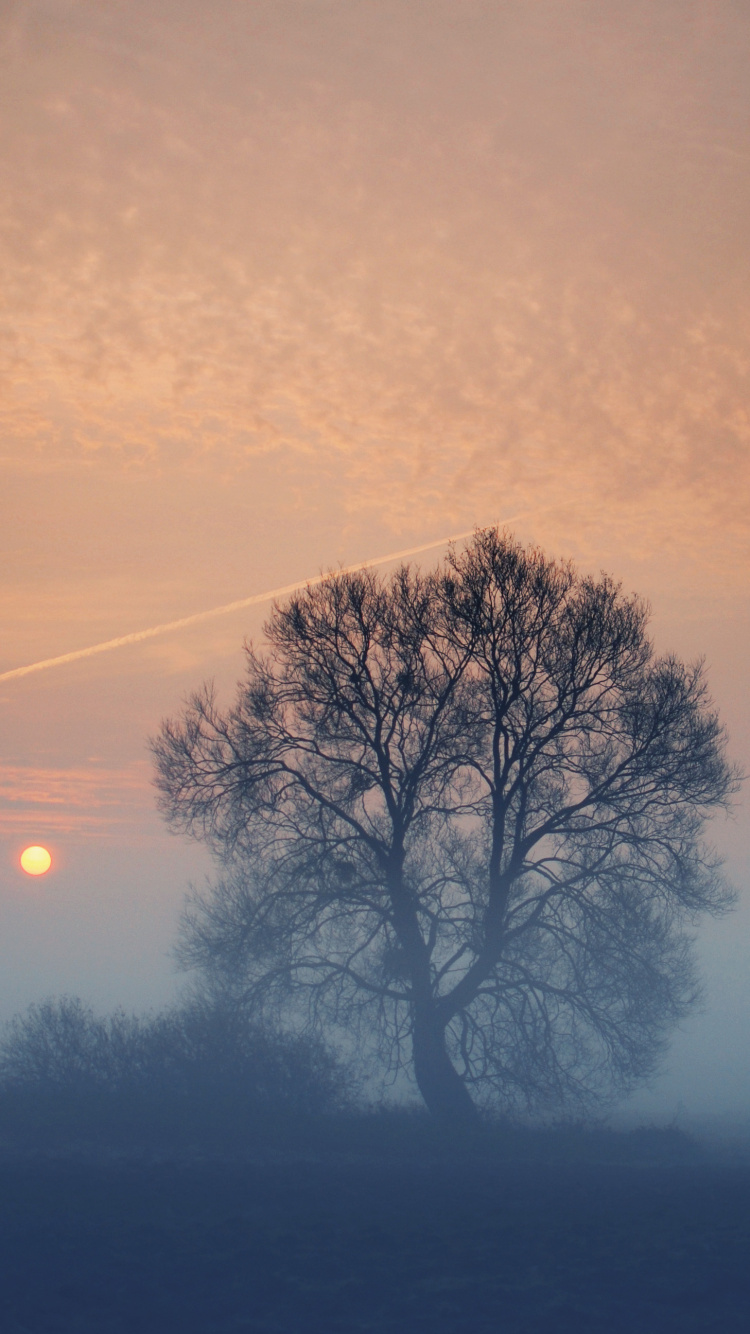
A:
153,529,738,1123
0,992,706,1171
0,995,350,1150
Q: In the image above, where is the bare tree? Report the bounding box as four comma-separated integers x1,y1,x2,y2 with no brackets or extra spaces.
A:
152,530,738,1122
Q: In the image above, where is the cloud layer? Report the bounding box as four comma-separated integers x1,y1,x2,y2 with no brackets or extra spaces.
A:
2,0,749,593
0,763,152,839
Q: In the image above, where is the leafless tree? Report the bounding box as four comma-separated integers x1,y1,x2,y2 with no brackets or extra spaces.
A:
152,530,738,1122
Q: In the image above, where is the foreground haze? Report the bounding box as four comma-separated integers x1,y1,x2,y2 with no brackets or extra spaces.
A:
1,1,748,1126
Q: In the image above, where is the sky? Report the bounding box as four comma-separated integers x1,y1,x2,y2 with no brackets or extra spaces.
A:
1,0,748,1122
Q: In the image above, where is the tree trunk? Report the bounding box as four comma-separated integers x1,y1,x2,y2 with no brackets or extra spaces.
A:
385,858,478,1125
411,1013,478,1124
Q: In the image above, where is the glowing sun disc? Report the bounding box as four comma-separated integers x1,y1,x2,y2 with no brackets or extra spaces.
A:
20,845,52,876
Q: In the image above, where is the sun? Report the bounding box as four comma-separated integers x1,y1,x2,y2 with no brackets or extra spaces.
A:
20,845,52,876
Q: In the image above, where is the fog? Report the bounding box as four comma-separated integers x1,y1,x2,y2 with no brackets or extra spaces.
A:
2,0,749,1125
2,6,750,1327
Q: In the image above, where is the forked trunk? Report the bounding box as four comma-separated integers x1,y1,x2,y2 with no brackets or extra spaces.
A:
411,1014,478,1124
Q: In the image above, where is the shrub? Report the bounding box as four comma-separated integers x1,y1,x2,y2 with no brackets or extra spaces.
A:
0,996,351,1148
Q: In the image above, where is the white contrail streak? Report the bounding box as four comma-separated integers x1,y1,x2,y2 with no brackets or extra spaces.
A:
0,528,484,684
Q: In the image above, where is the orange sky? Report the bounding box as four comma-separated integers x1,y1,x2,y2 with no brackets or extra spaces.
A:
1,0,748,1121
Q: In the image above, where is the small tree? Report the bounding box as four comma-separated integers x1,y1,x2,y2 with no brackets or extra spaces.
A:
152,530,738,1122
0,995,349,1144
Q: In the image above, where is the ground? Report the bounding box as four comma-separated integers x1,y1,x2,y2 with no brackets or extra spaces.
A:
0,1151,748,1332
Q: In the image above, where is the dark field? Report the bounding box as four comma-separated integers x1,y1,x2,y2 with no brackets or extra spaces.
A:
1,1150,748,1333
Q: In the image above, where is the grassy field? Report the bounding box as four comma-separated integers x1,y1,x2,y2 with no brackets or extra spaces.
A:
0,1145,748,1332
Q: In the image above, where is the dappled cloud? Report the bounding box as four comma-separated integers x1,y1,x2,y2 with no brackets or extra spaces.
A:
2,0,749,586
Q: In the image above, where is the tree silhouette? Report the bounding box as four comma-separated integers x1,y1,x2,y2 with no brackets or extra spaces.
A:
152,530,738,1122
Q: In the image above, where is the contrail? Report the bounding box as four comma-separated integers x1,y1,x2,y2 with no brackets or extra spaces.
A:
0,527,484,684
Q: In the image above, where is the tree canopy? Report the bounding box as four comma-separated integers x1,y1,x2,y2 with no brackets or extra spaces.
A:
152,530,738,1121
